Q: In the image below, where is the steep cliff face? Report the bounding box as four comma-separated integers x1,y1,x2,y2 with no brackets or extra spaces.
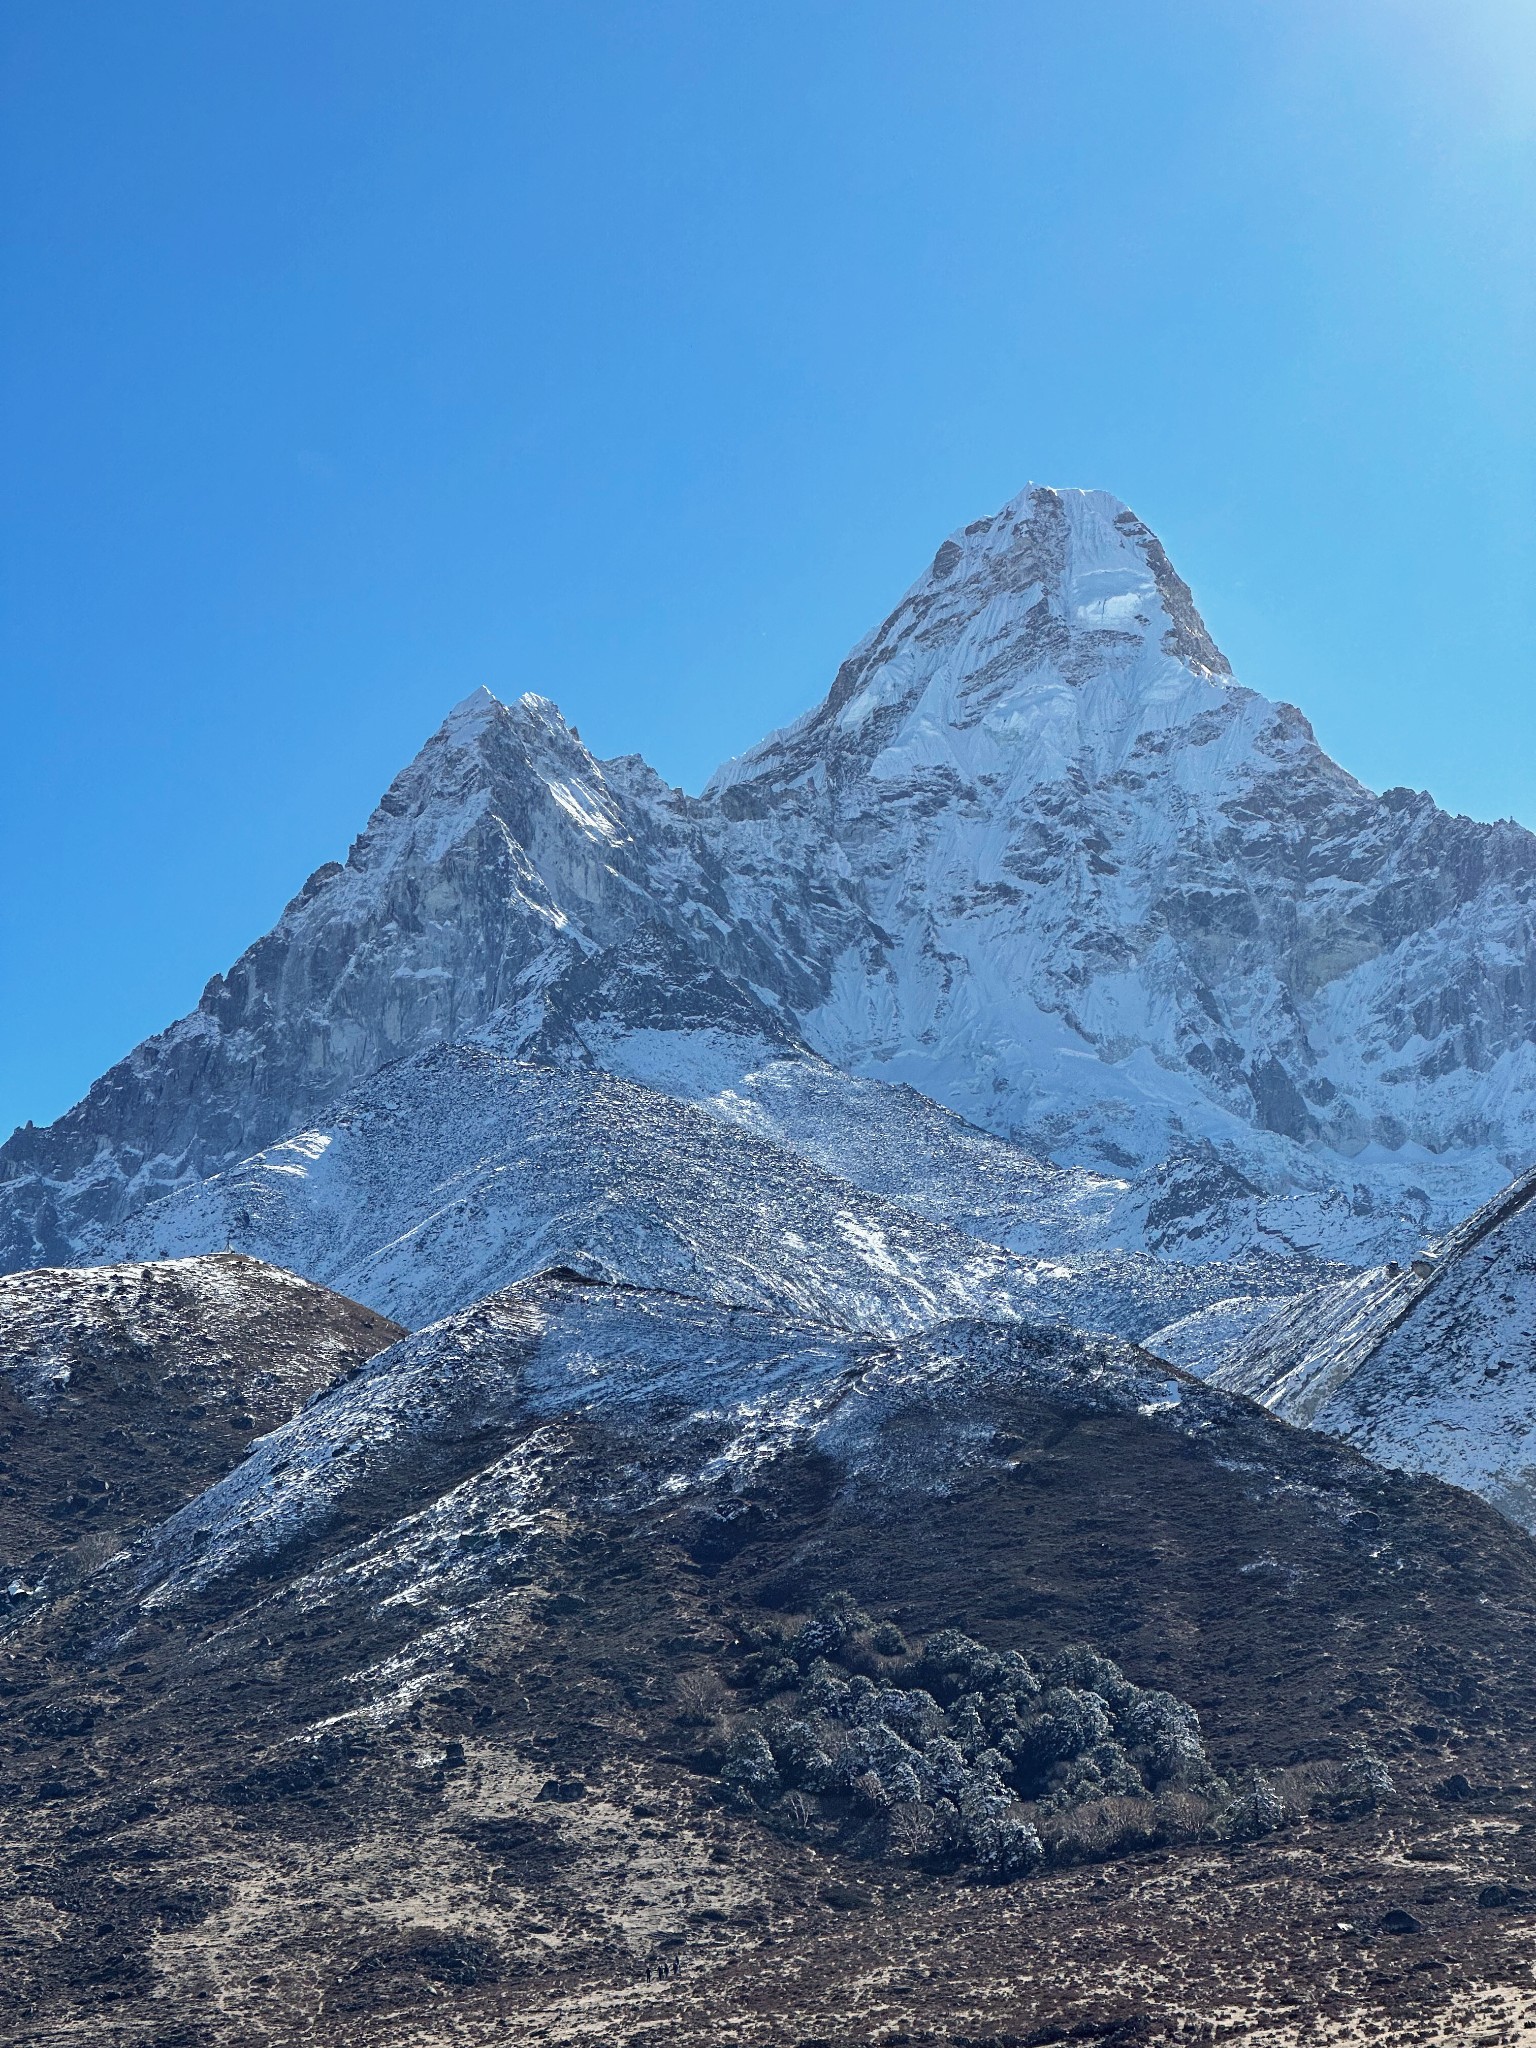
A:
698,486,1536,1203
0,692,701,1267
5,483,1535,1285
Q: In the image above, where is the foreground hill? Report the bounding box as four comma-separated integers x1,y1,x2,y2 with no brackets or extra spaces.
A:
0,1253,401,1606
4,1266,1536,2042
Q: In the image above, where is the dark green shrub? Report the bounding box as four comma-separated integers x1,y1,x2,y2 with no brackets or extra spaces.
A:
792,1591,870,1666
721,1728,780,1808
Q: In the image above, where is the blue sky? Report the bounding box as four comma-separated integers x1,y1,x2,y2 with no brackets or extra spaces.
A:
2,0,1533,1136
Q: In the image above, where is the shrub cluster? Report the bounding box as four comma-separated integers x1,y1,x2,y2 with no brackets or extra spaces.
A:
707,1596,1389,1880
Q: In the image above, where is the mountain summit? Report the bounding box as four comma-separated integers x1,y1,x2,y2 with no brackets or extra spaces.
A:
709,484,1233,804
5,484,1535,1282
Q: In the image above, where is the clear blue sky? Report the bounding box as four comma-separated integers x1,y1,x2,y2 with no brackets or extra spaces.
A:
2,1,1532,1138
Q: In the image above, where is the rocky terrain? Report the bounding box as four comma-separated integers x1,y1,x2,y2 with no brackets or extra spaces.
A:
0,1253,400,1611
6,1264,1536,2045
7,484,1536,2043
91,1042,1323,1344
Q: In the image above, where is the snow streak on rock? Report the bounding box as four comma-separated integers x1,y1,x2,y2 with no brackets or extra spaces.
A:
1150,1166,1536,1529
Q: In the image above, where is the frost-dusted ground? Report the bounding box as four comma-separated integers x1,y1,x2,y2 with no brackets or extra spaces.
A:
0,1251,400,1611
0,1251,390,1410
9,1261,1536,2044
132,1270,1199,1610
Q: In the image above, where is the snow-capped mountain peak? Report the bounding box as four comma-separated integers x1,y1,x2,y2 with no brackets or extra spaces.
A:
708,485,1234,807
7,481,1536,1297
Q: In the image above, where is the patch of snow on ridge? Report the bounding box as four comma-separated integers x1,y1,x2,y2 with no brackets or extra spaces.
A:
88,1046,1061,1337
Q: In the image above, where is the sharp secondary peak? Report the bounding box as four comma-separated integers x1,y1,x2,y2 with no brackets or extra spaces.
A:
436,686,584,747
440,684,504,733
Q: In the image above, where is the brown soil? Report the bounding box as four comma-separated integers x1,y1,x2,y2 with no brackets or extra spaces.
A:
0,1254,402,1598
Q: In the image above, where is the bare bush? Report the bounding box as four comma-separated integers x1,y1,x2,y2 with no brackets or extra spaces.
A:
66,1528,129,1577
1262,1762,1333,1819
852,1769,890,1814
673,1670,729,1726
780,1790,813,1833
886,1800,941,1858
1154,1788,1221,1840
1043,1794,1159,1863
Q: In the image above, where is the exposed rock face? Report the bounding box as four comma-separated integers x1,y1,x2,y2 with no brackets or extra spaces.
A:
4,482,1534,1285
0,693,654,1265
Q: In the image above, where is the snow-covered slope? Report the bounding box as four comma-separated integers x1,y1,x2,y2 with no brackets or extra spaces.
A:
94,1045,1051,1336
1149,1166,1536,1529
97,1042,1296,1341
